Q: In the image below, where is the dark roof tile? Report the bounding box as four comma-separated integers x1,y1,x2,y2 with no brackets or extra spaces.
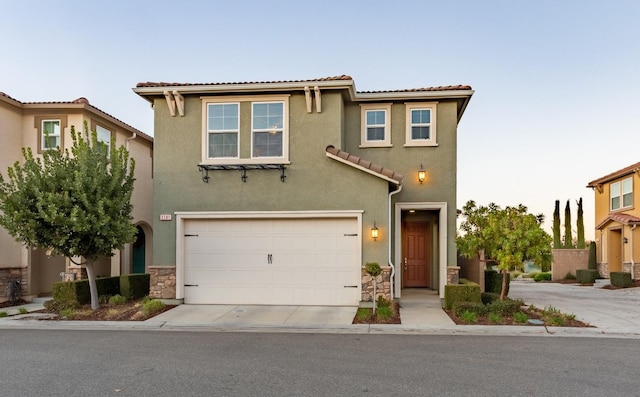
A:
325,145,403,184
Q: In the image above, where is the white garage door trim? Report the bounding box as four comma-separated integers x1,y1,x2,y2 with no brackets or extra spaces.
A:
175,211,363,304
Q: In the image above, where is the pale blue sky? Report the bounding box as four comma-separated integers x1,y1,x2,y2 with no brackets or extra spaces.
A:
2,0,639,239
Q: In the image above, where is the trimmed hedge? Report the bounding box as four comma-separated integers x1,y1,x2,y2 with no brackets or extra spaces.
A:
444,279,481,310
120,273,150,300
481,292,501,305
53,274,150,304
485,270,510,295
576,269,599,284
610,272,632,288
533,272,551,282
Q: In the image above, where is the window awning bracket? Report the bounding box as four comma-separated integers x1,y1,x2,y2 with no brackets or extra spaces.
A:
198,164,287,183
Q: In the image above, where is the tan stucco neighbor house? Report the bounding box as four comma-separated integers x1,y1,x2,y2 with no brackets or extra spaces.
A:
588,161,640,280
134,75,473,305
0,92,154,299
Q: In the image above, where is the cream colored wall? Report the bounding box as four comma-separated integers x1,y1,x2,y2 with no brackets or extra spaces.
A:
0,103,25,269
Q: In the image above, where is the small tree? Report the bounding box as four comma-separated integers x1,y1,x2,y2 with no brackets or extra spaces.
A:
576,197,585,249
0,123,136,309
563,200,573,248
457,201,552,300
552,200,561,248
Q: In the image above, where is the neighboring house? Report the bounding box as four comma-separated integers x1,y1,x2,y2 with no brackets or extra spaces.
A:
587,161,640,280
133,75,473,305
0,92,154,298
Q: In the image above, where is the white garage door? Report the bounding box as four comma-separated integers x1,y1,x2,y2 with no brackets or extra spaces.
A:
183,217,361,305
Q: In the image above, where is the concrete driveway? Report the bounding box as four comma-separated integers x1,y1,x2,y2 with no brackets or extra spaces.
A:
509,281,640,332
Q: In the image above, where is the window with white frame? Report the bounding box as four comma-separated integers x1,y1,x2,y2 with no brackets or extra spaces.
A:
360,104,392,147
252,102,284,158
96,125,111,157
207,103,239,158
201,96,289,165
610,177,633,211
41,119,61,150
405,102,437,146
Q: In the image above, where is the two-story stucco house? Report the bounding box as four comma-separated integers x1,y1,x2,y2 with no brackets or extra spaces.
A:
134,75,473,305
0,92,154,298
587,161,640,280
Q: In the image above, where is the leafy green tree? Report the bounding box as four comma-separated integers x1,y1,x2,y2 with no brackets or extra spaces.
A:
457,201,552,300
0,123,136,309
563,200,573,248
553,200,561,248
576,197,585,249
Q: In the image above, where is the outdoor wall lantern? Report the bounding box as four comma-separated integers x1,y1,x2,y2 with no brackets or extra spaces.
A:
418,163,426,184
371,222,379,241
623,237,628,244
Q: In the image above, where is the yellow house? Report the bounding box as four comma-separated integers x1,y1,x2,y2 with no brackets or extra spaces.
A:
587,161,640,280
0,92,154,299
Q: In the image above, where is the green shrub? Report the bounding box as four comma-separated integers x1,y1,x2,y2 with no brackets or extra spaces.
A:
511,271,522,279
18,308,28,314
376,296,391,309
487,312,502,324
96,276,120,297
453,301,487,317
487,299,524,316
365,262,382,277
484,270,510,295
355,308,371,322
142,299,165,316
481,292,500,305
444,281,481,310
588,241,597,270
460,310,478,324
108,294,127,305
564,272,576,280
576,269,598,284
610,272,632,288
0,311,7,318
533,272,551,282
120,273,150,300
513,311,528,323
43,299,78,312
376,305,393,319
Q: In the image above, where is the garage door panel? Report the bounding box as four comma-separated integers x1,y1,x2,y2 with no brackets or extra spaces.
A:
184,217,360,305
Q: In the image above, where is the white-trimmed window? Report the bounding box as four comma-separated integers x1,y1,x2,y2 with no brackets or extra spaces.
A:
405,102,437,146
96,125,111,157
611,177,633,211
207,103,239,158
41,119,61,150
252,102,284,158
201,95,289,165
360,103,392,147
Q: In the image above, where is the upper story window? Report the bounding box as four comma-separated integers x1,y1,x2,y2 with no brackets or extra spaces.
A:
42,120,61,150
202,95,289,165
96,125,112,157
610,177,633,211
360,103,392,147
207,103,239,158
405,102,437,147
252,102,284,158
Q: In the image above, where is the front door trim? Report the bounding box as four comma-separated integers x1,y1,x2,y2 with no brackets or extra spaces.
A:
395,202,447,298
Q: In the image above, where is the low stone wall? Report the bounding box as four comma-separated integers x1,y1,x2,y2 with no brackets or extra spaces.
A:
361,266,391,302
149,266,176,299
552,249,589,280
622,263,640,280
447,266,460,285
597,262,609,279
0,267,28,301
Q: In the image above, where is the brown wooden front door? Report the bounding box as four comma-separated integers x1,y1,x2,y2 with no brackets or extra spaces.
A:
402,221,431,287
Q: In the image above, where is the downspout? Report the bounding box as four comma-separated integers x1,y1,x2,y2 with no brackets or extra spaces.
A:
631,225,636,279
388,183,403,300
126,132,137,150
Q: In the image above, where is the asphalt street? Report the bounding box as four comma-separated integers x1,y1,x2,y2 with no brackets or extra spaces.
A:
1,330,639,397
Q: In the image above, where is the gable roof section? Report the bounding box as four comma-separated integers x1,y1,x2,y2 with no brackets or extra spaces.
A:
325,145,403,185
587,161,640,188
596,213,640,230
0,92,153,144
133,75,474,121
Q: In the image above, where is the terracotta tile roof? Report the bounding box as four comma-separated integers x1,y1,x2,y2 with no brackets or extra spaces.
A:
325,145,403,184
136,75,354,88
357,85,472,93
596,213,640,230
587,161,640,187
0,93,152,143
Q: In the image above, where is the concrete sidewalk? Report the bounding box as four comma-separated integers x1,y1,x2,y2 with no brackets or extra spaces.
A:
1,285,639,338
